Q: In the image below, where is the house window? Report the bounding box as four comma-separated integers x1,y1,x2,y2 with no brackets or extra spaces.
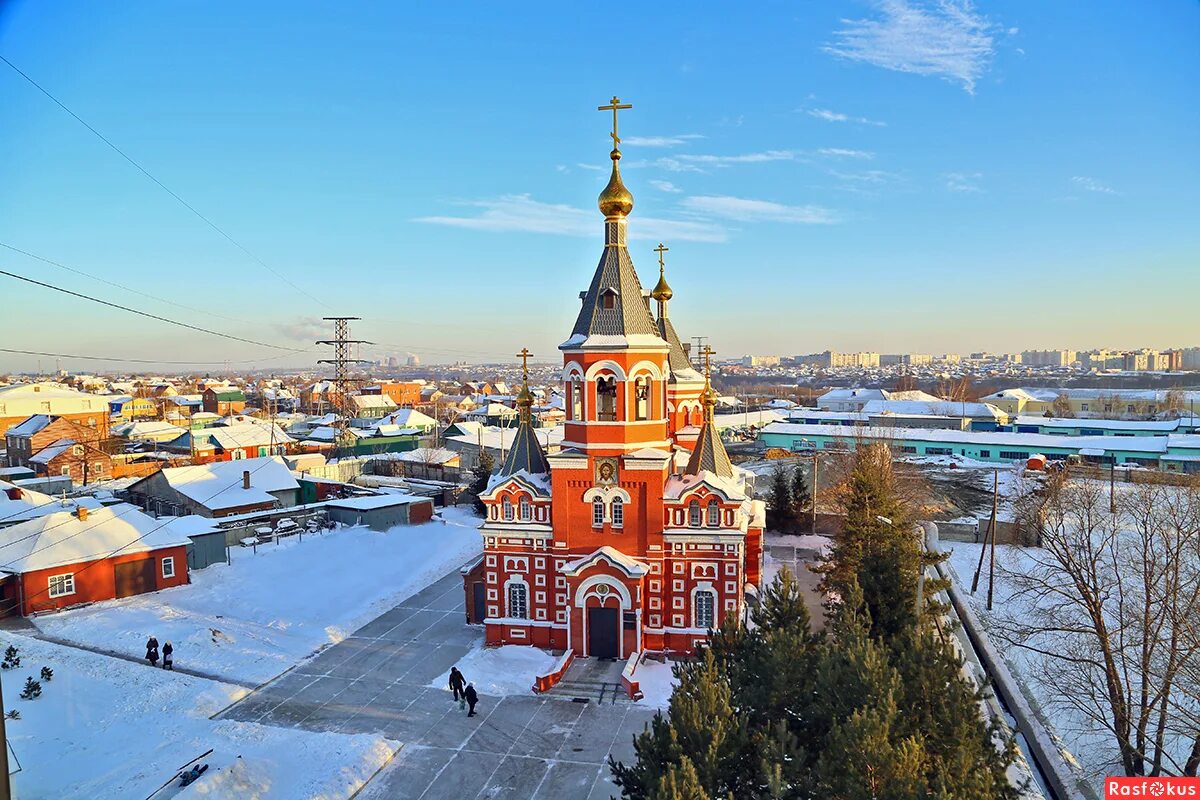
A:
695,590,716,630
592,498,605,528
597,377,617,421
503,498,514,521
688,500,701,527
48,573,76,598
507,583,528,619
162,557,175,579
706,501,720,527
635,377,650,421
60,466,71,477
600,289,616,310
519,497,532,521
612,498,624,529
1081,404,1089,412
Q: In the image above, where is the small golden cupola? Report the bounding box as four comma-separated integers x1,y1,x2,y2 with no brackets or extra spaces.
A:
597,96,634,219
650,242,673,303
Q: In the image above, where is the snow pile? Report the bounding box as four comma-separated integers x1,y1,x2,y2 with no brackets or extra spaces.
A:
633,657,678,709
428,644,559,696
35,507,483,684
1,633,395,800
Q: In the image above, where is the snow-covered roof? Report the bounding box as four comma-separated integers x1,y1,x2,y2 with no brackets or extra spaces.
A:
115,421,184,439
29,438,82,465
862,399,1006,419
350,394,397,411
200,424,295,450
156,456,298,510
560,545,650,578
4,414,52,437
377,408,438,428
712,410,785,429
393,448,459,465
325,494,428,510
0,504,191,574
1013,416,1182,432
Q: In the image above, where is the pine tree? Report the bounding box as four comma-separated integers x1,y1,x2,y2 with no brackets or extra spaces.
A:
19,677,40,700
467,448,495,515
790,465,812,531
648,757,713,800
2,645,19,669
765,464,795,533
40,666,53,682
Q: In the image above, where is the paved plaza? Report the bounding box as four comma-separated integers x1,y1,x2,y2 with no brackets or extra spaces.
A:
218,566,657,799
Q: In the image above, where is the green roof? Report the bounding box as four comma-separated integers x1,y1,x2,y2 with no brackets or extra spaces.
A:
209,390,245,401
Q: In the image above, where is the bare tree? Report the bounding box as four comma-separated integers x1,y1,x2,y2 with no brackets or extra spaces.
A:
997,474,1200,776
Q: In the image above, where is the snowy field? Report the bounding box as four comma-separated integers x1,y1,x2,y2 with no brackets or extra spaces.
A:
943,542,1119,792
428,643,559,697
633,658,678,709
35,506,483,685
0,633,396,800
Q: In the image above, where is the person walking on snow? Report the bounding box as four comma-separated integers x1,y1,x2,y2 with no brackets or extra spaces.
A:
146,636,159,667
162,641,174,670
448,667,466,702
464,682,479,717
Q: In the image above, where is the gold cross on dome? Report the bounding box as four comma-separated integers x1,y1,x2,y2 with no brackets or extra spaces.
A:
597,95,632,149
702,345,715,378
517,348,533,382
654,242,669,271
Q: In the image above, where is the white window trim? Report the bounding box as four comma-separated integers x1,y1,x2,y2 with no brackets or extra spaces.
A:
48,572,76,599
161,556,175,579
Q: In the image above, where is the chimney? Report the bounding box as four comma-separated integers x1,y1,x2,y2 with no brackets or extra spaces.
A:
243,470,251,490
76,506,88,521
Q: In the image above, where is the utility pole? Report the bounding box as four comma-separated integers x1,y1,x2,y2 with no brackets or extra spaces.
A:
0,669,11,800
810,448,819,535
972,468,999,596
1110,458,1117,515
317,317,373,458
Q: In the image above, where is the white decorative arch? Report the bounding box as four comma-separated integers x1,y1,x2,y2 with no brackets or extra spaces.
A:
574,574,632,608
691,581,717,629
627,360,664,381
585,360,628,382
582,485,632,504
504,575,531,619
563,361,585,381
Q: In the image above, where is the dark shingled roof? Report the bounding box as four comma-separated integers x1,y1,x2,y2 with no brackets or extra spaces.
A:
685,421,734,478
569,222,661,340
496,421,550,477
657,314,694,376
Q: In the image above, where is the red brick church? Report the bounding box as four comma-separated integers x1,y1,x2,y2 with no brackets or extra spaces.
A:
463,99,765,658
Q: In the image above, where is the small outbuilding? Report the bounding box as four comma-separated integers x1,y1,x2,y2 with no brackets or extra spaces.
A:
323,494,435,531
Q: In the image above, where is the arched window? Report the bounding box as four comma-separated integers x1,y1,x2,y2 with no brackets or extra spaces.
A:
707,500,720,527
519,496,532,521
688,500,702,527
502,497,514,521
597,377,617,421
507,583,528,619
634,377,650,421
570,381,583,421
592,498,605,528
612,498,624,529
695,590,716,630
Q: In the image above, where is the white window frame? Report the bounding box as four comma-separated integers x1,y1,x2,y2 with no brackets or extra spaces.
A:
688,500,701,527
519,496,532,521
507,582,529,619
161,557,175,579
592,498,604,528
611,498,624,529
706,501,720,527
48,573,76,598
694,589,716,630
502,497,514,521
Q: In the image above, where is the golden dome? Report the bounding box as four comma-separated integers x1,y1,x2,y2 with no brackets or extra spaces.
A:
598,150,634,218
517,383,534,408
650,268,673,302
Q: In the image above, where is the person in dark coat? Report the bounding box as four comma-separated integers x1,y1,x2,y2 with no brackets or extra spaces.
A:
146,636,159,667
464,682,479,717
162,641,174,670
448,667,466,701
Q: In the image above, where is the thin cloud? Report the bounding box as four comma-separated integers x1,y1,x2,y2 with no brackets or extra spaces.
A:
818,148,875,159
678,150,798,166
807,107,887,127
829,169,895,185
622,134,704,147
650,180,682,193
944,171,983,193
1071,176,1119,195
824,0,999,94
682,195,837,225
275,317,328,342
414,194,725,242
575,162,604,172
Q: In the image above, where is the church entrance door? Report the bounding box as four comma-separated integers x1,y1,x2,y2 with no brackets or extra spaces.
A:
588,606,619,659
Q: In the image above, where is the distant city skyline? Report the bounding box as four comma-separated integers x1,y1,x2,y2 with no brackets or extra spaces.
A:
1,1,1197,371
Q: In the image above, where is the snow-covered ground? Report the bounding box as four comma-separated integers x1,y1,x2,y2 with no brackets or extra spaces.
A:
428,644,559,697
633,657,678,709
943,542,1118,793
0,633,396,800
35,507,483,685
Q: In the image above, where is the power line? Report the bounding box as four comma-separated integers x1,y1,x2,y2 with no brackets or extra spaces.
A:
0,347,311,366
0,241,255,326
0,53,327,310
0,267,307,352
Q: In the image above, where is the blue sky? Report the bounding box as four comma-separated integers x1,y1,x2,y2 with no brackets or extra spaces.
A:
1,1,1197,371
